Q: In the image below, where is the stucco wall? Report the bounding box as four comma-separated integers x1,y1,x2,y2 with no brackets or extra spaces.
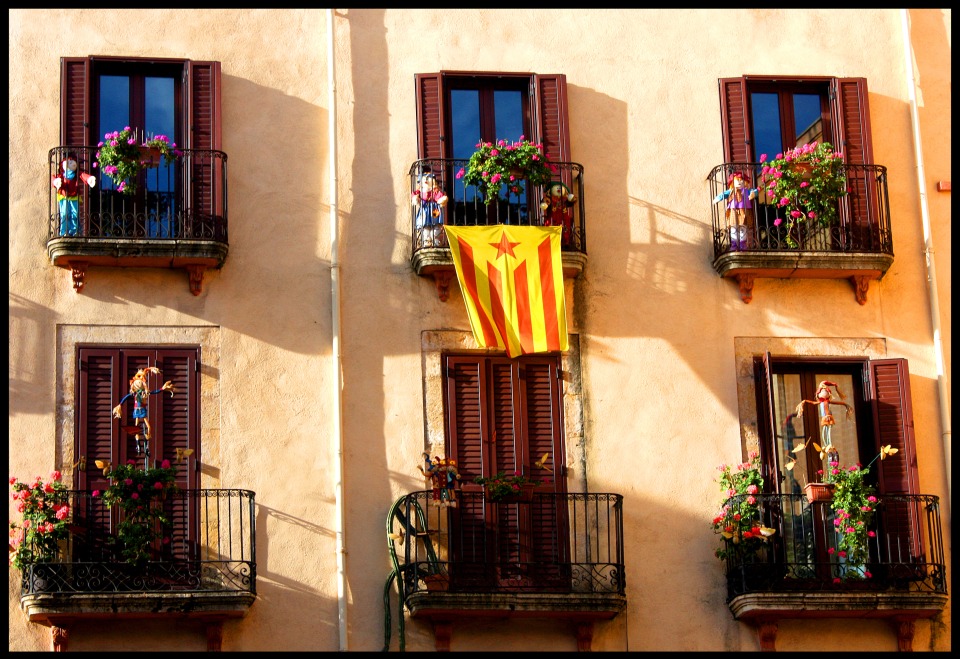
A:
9,8,951,652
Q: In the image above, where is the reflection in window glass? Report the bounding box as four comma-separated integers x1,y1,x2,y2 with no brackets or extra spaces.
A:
750,91,782,162
793,94,823,144
451,90,481,160
493,90,523,143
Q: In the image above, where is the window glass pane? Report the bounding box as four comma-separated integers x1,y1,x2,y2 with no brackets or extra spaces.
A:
99,75,130,139
493,90,523,142
145,77,175,143
451,89,481,160
750,91,782,161
794,93,823,144
773,373,807,494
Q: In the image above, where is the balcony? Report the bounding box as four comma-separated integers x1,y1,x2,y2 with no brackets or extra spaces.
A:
410,159,588,301
384,490,625,651
722,493,947,651
17,488,256,651
709,162,893,304
46,146,228,295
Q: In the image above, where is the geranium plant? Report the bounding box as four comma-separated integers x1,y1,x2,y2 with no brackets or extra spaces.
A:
473,470,543,502
9,471,70,571
758,141,848,247
95,127,182,195
456,136,555,204
97,460,179,565
711,451,776,561
822,445,898,581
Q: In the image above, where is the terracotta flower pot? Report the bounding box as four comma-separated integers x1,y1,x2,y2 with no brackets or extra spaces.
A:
804,482,835,503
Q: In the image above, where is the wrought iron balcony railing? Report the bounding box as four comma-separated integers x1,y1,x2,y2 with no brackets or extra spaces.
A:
708,162,894,304
721,492,946,601
48,145,228,242
46,145,228,295
384,489,625,650
409,159,586,254
709,162,891,256
17,488,256,598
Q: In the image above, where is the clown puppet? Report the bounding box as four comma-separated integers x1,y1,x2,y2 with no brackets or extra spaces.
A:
52,153,96,236
540,181,576,245
112,367,175,459
713,170,758,252
794,380,854,450
412,172,448,247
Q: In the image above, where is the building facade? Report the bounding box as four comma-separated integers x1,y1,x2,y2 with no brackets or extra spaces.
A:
9,9,951,652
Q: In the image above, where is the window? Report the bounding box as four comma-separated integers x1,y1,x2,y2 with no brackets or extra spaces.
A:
59,56,222,234
76,346,200,558
719,75,876,239
415,72,570,225
443,353,567,589
755,355,921,573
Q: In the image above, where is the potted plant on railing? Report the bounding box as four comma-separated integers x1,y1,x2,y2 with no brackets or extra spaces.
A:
9,471,71,573
456,136,555,204
94,127,182,195
96,460,179,566
787,441,899,581
758,141,848,248
711,451,777,562
473,470,543,502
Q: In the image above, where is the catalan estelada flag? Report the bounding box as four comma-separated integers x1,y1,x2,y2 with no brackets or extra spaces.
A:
444,225,568,358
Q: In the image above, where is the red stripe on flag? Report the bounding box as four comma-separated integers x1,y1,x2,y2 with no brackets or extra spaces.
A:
486,260,508,350
538,237,561,350
513,259,534,354
458,237,499,347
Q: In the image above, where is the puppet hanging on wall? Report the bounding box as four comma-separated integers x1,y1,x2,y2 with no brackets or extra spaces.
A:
713,170,757,252
418,452,460,507
540,181,576,245
112,367,176,458
794,380,853,450
412,172,448,247
52,153,96,237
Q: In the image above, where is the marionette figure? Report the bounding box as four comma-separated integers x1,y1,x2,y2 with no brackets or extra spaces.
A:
412,172,448,247
540,181,576,245
714,170,758,252
52,153,96,236
794,380,853,450
418,453,460,507
112,367,175,458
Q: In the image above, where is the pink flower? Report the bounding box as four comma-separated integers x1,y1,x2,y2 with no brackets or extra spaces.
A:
44,483,55,494
455,168,465,180
759,154,768,163
92,490,100,497
56,506,70,520
864,571,872,579
746,484,758,494
154,482,164,490
161,460,171,469
773,218,783,227
124,478,133,486
746,495,756,505
131,492,139,500
799,181,809,188
833,577,842,584
162,537,170,545
838,550,847,558
867,531,876,537
127,460,136,465
845,527,855,534
867,496,877,502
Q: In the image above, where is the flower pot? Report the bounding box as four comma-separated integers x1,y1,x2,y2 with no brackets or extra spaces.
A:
488,482,536,503
138,146,163,168
792,162,814,180
804,482,835,503
422,573,449,592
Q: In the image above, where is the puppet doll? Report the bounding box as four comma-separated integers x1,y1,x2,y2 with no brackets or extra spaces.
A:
52,153,96,236
714,170,758,251
794,380,853,450
112,367,175,456
412,173,448,246
540,182,576,245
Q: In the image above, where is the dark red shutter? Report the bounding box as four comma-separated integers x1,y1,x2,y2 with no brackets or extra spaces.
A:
531,74,570,165
868,358,918,495
830,77,878,247
186,61,223,226
868,358,924,567
719,77,751,163
60,57,90,147
415,73,446,160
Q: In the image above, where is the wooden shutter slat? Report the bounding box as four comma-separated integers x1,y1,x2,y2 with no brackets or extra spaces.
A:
532,74,570,165
415,73,446,160
719,77,750,163
60,57,90,147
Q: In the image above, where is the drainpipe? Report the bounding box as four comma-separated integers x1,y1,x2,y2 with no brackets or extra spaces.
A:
328,8,348,652
901,9,951,499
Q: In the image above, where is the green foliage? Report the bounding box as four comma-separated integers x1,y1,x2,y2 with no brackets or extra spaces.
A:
9,472,71,571
821,456,883,580
457,137,555,204
759,141,848,247
95,127,181,195
711,451,776,561
99,461,179,565
473,470,543,502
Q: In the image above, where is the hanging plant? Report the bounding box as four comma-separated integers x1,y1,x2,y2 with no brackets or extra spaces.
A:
95,127,182,195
